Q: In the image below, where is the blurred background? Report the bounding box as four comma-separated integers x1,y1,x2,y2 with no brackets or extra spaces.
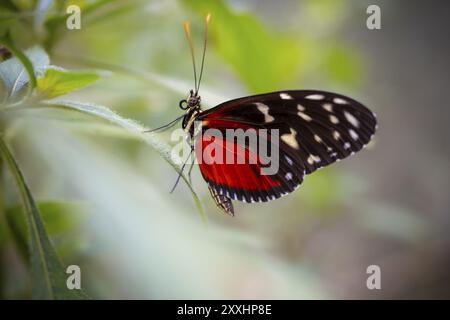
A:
0,0,449,299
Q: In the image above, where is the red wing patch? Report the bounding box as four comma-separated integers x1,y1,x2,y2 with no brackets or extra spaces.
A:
195,119,304,203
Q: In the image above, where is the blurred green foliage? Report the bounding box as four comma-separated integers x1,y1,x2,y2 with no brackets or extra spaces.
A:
184,0,303,93
0,137,88,299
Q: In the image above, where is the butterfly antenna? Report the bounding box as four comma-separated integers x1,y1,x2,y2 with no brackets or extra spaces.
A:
143,114,184,133
170,148,194,193
196,13,211,95
183,20,198,92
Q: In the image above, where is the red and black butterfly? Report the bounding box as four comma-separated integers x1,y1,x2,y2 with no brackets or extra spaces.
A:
155,14,377,216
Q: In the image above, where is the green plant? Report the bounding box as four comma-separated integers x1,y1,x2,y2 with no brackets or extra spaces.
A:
0,0,205,299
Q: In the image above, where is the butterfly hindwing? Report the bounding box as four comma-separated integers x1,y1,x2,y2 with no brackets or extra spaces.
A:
195,122,304,203
195,90,377,203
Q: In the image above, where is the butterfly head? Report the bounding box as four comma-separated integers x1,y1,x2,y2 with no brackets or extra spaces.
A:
188,89,201,108
179,89,201,110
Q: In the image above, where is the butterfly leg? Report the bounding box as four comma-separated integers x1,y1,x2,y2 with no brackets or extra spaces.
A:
170,148,194,193
187,152,195,185
187,136,198,184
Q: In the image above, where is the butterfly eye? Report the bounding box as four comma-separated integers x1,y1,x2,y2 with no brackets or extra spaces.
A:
179,99,189,110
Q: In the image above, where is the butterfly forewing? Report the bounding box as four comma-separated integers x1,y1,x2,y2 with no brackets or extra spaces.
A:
195,90,377,203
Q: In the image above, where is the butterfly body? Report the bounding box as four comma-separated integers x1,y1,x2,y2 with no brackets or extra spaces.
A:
181,90,203,135
162,14,377,216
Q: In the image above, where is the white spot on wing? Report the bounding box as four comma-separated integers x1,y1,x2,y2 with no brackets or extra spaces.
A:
255,102,274,123
285,172,293,180
280,93,293,100
314,134,322,143
285,155,294,166
322,103,333,112
298,111,312,121
307,154,321,165
333,130,341,140
344,111,360,128
333,97,348,104
297,104,305,112
349,129,359,140
281,128,299,149
305,94,324,100
329,115,339,124
344,142,351,149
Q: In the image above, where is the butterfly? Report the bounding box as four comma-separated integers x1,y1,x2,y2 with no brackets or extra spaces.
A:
152,14,378,216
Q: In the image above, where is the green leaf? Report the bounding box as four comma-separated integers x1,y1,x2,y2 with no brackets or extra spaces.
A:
40,100,206,222
6,201,85,238
37,67,100,98
0,42,49,98
5,201,86,264
0,137,89,299
183,0,302,93
53,120,144,140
